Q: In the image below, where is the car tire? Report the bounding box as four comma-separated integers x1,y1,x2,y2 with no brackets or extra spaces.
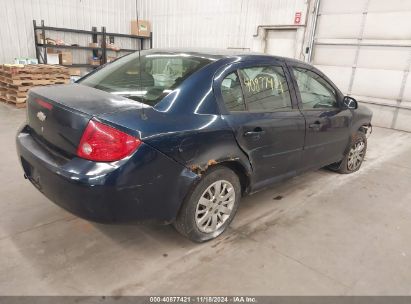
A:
334,130,367,174
173,166,241,242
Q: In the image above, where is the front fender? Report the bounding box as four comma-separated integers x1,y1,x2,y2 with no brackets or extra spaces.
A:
351,104,373,135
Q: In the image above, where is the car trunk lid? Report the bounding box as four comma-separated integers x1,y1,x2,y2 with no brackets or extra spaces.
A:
26,84,147,156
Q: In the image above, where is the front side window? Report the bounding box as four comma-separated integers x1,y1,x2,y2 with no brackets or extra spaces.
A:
221,72,246,111
292,67,338,109
239,66,292,112
80,52,212,106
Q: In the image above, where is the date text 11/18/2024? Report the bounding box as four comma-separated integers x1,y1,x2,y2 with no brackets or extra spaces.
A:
149,296,257,303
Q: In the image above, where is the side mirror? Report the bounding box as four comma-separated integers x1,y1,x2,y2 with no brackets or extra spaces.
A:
343,96,358,109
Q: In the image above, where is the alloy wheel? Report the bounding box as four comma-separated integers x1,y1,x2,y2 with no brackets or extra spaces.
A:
347,140,365,171
195,180,236,233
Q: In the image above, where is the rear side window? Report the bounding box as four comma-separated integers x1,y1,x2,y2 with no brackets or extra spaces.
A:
239,66,292,112
221,72,246,111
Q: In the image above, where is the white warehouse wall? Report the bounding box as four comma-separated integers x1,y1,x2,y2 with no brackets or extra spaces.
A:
0,0,144,64
0,0,308,64
137,0,308,53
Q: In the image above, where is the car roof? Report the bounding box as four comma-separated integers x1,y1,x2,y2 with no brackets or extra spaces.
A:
142,48,305,64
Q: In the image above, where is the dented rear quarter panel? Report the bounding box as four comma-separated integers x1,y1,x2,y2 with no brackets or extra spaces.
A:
99,109,252,189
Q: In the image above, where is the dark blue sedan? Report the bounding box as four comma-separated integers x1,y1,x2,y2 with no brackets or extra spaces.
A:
16,49,372,242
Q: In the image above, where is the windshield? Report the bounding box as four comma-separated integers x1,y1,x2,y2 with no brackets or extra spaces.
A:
80,52,212,106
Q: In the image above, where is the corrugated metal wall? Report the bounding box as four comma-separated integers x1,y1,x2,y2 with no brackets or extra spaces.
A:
137,0,307,51
0,0,307,64
0,0,142,64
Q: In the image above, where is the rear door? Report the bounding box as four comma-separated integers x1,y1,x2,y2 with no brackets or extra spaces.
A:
287,62,352,170
214,60,305,190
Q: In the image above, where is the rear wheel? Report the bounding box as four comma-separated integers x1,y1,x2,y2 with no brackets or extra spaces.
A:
333,131,367,174
173,166,241,242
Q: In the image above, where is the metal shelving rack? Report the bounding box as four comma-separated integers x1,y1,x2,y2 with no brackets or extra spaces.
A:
33,20,153,69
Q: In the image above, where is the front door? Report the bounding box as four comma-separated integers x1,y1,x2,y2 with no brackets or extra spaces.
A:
215,61,305,190
288,64,353,170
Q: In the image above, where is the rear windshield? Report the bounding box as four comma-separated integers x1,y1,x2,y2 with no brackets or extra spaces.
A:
79,52,212,106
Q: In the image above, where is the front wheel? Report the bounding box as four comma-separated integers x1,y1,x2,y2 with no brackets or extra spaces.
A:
173,166,241,242
335,131,367,174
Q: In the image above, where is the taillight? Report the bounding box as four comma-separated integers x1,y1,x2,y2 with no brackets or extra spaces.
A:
77,119,141,162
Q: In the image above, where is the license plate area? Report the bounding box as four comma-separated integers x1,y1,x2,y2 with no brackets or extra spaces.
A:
21,157,42,190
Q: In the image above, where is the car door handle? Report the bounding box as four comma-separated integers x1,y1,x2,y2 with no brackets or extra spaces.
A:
309,121,322,129
244,127,265,137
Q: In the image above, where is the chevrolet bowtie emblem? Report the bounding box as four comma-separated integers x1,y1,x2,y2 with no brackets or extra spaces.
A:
37,111,46,122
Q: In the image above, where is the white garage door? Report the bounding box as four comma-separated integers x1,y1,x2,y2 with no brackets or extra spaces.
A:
311,0,411,131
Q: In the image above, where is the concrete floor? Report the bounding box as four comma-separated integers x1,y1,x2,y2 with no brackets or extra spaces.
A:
0,102,411,296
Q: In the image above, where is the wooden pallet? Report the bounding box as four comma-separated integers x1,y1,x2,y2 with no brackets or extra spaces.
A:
0,64,70,108
0,99,26,108
0,64,69,74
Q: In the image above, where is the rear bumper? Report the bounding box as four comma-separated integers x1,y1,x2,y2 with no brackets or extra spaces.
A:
16,126,199,223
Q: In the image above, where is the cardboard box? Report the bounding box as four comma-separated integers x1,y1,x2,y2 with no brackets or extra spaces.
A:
89,57,100,66
47,53,59,65
68,68,81,76
131,20,150,37
45,38,56,45
89,42,99,48
26,58,39,64
107,43,120,51
14,58,27,64
47,48,59,54
36,33,45,44
14,58,38,65
107,56,117,63
59,52,73,65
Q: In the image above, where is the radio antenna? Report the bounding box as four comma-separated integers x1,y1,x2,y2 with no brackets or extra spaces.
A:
136,0,147,120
